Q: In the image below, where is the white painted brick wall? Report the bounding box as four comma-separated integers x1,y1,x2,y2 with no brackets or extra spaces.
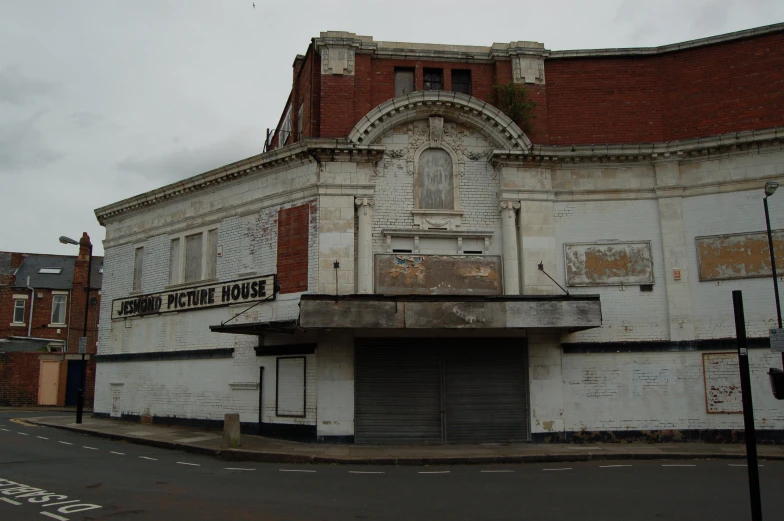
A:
561,349,784,432
554,199,670,342
683,189,784,339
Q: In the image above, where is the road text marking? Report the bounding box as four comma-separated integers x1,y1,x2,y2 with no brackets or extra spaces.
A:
41,512,69,521
543,468,572,471
225,468,255,471
58,441,73,446
176,462,200,467
139,456,157,461
279,469,316,473
600,465,633,468
0,497,22,505
110,451,125,455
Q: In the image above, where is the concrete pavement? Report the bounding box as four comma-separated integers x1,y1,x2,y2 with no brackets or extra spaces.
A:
25,414,784,465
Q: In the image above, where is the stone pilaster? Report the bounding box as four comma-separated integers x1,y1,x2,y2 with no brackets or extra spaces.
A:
654,159,695,341
355,197,374,294
501,200,521,295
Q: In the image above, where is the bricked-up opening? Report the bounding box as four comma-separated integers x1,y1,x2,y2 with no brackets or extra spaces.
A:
394,67,415,97
276,204,310,294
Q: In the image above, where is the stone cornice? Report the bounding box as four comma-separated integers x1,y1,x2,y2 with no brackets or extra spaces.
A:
491,126,784,166
95,139,385,225
549,22,784,59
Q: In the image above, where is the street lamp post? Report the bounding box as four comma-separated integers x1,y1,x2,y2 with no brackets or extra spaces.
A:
763,182,784,372
59,234,92,424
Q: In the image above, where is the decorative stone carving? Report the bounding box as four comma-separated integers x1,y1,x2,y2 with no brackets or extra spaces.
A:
429,116,444,148
321,46,355,76
512,55,545,84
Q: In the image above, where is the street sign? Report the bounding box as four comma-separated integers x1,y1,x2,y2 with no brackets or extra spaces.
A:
770,328,784,352
78,336,87,354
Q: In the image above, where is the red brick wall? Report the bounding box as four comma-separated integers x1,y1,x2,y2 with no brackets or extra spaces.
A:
276,203,311,294
0,352,40,406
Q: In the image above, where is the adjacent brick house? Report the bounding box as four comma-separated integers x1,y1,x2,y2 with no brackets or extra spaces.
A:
0,235,102,407
94,24,784,443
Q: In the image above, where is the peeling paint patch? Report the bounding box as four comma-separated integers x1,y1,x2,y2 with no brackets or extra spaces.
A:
565,242,653,286
696,230,784,281
702,352,742,414
374,254,501,295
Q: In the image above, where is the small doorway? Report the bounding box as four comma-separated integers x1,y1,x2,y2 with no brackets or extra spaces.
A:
65,360,82,406
38,360,60,405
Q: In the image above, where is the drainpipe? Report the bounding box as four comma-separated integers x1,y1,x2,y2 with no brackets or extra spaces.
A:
26,276,35,338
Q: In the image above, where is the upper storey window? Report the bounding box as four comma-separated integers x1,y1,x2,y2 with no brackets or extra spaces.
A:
451,69,471,95
394,68,414,97
423,68,443,91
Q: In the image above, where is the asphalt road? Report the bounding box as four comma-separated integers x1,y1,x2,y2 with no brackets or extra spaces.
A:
1,411,783,521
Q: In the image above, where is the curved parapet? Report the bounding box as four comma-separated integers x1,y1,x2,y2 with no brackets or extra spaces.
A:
348,91,531,151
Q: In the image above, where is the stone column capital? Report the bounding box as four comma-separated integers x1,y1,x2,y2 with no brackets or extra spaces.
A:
355,197,375,208
500,200,521,211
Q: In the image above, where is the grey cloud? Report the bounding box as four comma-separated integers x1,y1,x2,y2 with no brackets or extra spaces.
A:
0,65,59,106
116,131,264,185
0,112,64,170
71,111,104,129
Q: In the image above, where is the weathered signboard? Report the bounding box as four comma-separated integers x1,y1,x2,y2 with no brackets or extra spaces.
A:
696,230,784,281
374,254,502,295
564,241,654,287
111,275,276,320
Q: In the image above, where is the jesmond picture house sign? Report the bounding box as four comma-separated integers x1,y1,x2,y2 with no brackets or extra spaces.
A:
112,274,277,319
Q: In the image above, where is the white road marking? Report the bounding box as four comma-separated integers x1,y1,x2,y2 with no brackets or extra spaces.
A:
349,471,385,474
480,470,515,473
225,467,255,471
58,441,73,445
110,451,125,455
17,432,29,436
176,462,200,466
600,465,633,468
543,468,572,471
662,464,696,467
0,428,9,432
279,469,317,473
139,456,157,461
418,471,450,474
37,436,49,440
83,446,98,450
729,464,764,467
0,497,22,505
41,512,69,521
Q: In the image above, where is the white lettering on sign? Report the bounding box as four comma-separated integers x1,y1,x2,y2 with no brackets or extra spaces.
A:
111,274,276,320
0,477,103,520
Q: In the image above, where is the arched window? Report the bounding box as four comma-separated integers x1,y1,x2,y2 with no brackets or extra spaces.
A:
417,148,453,209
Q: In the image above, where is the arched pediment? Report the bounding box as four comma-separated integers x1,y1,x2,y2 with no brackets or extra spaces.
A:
348,91,531,151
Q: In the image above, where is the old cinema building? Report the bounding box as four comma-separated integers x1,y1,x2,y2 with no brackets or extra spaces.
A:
94,24,784,443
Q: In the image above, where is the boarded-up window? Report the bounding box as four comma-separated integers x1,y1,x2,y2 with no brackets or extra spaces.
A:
451,69,471,95
395,67,414,97
185,233,202,283
418,149,453,209
206,229,218,280
169,238,181,284
276,356,306,417
133,247,144,292
277,204,310,294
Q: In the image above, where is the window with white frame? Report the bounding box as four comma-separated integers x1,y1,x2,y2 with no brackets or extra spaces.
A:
133,247,144,292
13,297,26,324
51,294,67,325
169,228,218,285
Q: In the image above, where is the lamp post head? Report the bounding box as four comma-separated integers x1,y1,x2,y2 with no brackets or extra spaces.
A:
59,236,79,245
765,181,779,197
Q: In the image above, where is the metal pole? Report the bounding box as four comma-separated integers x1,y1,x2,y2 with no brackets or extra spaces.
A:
732,290,763,521
764,196,784,370
76,243,93,425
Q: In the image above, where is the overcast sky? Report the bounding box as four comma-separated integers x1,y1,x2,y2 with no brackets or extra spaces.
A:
1,0,782,256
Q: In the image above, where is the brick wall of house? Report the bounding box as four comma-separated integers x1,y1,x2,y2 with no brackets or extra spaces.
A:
0,353,39,406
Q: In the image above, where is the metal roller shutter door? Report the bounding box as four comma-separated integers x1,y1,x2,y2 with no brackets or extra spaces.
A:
444,344,528,444
355,342,442,444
